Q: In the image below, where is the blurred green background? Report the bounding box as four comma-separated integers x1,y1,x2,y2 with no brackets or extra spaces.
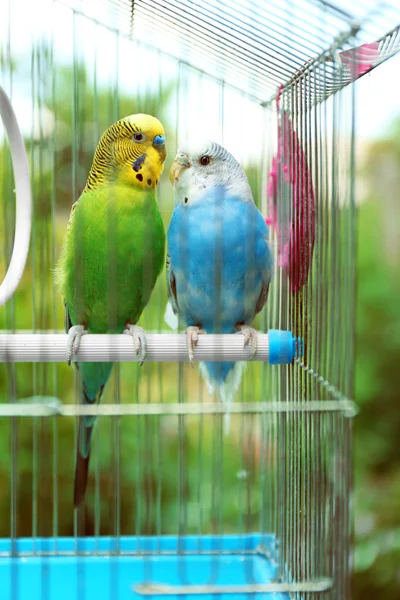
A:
0,58,399,599
352,123,400,599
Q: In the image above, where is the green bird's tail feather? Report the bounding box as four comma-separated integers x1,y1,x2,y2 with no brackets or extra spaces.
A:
74,361,113,508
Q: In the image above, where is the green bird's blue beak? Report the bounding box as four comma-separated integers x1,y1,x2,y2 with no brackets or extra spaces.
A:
153,134,165,147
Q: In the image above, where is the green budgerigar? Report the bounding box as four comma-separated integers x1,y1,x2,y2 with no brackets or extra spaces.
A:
55,114,166,507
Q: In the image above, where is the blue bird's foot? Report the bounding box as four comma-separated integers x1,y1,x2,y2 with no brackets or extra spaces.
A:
124,324,147,366
66,325,88,365
236,324,258,360
185,326,206,366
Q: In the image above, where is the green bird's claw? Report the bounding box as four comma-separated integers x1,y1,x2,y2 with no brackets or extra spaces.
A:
66,325,88,365
124,325,147,366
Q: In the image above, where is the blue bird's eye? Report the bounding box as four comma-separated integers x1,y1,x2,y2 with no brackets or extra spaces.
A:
200,155,210,166
132,132,145,142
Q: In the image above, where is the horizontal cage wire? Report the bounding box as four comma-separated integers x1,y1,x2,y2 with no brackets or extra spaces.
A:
0,1,399,600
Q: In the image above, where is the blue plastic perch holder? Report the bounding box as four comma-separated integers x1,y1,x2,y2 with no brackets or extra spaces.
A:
268,329,303,365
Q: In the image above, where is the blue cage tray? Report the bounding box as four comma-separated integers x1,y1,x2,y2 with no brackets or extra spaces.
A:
0,534,289,600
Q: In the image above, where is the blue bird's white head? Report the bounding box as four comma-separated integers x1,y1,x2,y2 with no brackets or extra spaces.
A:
170,140,253,206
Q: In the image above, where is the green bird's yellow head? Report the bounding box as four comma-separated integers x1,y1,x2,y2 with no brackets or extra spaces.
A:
84,113,166,192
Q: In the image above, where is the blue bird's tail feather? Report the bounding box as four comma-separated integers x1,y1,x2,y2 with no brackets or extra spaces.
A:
199,360,246,434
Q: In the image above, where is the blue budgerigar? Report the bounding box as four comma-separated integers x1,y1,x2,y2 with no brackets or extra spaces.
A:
167,141,273,424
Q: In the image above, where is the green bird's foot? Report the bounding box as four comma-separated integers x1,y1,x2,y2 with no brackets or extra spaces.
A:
124,325,147,366
185,326,206,366
235,324,258,360
66,325,88,365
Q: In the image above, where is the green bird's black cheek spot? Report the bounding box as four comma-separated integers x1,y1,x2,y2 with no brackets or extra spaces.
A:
156,179,159,185
184,197,188,204
147,179,152,186
136,174,143,182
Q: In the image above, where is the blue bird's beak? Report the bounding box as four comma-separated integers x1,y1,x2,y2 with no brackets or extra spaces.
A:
170,153,191,185
153,134,165,147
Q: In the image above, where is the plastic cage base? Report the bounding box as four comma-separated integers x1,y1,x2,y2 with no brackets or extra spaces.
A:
0,534,289,600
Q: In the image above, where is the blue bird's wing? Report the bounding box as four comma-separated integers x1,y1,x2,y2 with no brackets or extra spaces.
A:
166,253,179,316
167,191,273,331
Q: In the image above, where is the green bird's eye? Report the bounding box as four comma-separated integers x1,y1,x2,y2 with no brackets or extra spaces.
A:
132,132,145,142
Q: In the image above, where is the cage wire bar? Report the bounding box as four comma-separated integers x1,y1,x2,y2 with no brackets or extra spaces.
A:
0,0,400,599
267,50,356,600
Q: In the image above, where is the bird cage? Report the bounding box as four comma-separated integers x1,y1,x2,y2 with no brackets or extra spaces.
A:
0,1,399,599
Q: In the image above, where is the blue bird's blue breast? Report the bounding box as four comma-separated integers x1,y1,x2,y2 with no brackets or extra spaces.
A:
167,188,273,333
